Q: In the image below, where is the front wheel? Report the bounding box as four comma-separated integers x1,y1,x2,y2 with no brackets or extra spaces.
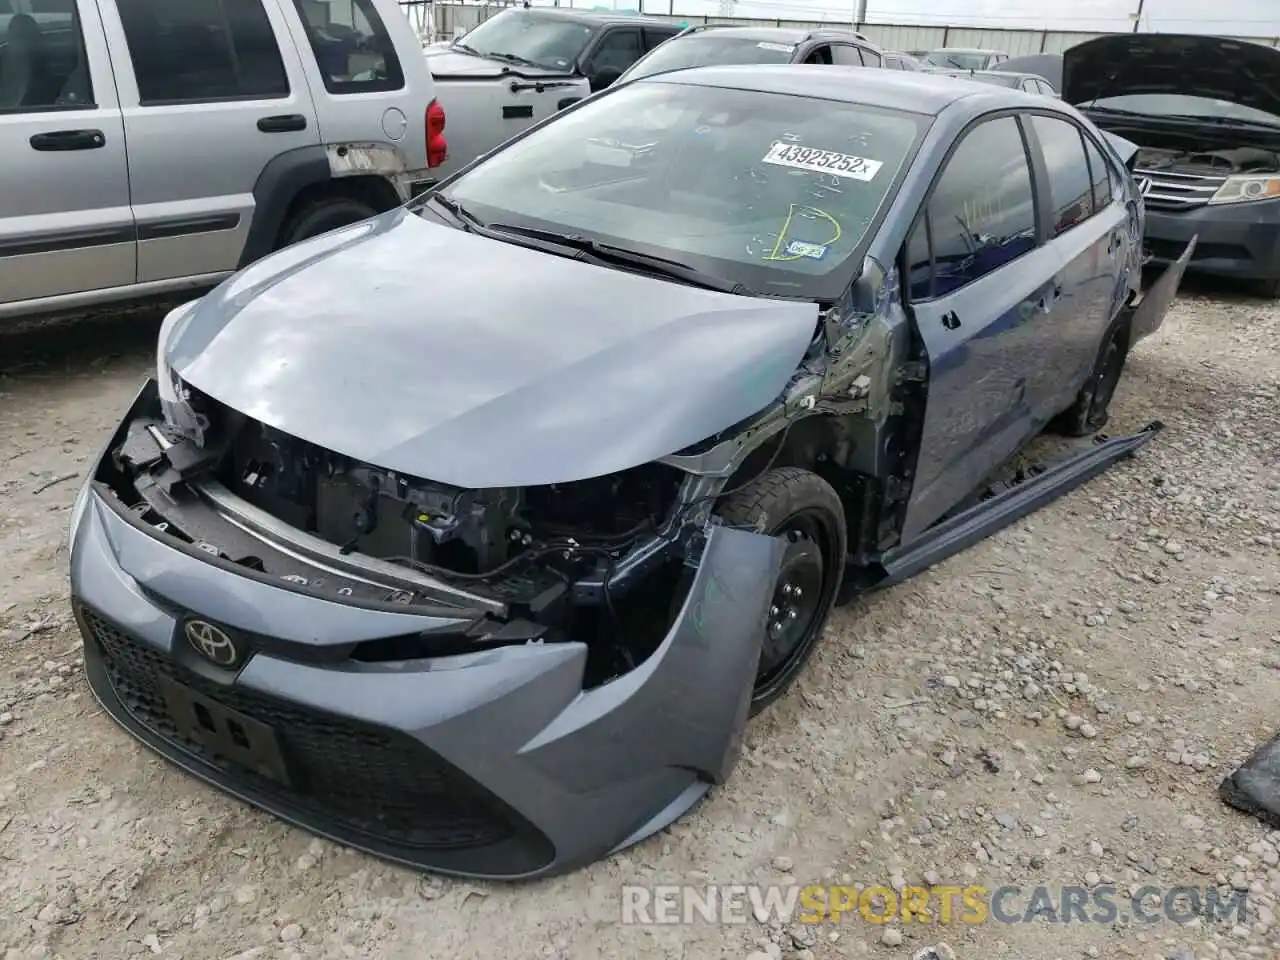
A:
1050,319,1129,437
715,467,847,715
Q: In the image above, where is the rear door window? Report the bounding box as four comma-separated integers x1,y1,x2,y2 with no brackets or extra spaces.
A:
290,0,404,94
0,0,94,109
1029,114,1095,236
590,28,643,72
642,27,678,51
1081,133,1115,211
912,115,1038,299
860,47,882,67
831,44,864,66
116,0,290,104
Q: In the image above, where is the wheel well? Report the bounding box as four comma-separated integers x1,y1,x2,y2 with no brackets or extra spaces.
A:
275,175,401,245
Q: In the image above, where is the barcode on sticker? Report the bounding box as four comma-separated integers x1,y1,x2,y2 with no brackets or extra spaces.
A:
761,141,884,181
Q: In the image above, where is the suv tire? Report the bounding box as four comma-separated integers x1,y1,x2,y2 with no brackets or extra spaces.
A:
277,196,380,248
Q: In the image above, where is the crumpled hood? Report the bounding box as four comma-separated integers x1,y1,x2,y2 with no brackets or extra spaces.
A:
424,47,574,79
165,210,819,488
1063,34,1280,119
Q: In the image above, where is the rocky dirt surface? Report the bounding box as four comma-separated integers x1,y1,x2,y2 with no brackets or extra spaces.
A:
1,288,1278,960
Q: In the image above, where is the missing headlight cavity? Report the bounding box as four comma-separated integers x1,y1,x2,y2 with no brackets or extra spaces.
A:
100,408,699,686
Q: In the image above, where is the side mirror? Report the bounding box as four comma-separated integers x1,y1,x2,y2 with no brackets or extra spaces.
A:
589,65,623,91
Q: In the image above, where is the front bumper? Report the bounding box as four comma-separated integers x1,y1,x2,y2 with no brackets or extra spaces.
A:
70,381,783,879
1144,197,1280,281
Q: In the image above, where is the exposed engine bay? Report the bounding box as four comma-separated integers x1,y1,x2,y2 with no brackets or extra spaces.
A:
99,383,709,681
1134,144,1280,177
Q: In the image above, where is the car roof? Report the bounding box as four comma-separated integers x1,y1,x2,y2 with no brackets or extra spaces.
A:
646,63,1034,115
673,25,812,43
522,7,680,26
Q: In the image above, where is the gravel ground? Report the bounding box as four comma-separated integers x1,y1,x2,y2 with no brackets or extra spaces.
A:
1,287,1278,960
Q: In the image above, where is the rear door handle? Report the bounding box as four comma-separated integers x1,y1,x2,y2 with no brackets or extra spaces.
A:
257,114,307,133
29,129,105,151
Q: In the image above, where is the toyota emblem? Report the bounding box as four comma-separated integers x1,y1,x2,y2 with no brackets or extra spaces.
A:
183,620,242,668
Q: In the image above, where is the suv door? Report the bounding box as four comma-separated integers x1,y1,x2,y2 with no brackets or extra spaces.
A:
282,0,429,174
581,27,643,91
98,0,320,283
900,113,1064,541
0,0,134,314
1024,113,1129,416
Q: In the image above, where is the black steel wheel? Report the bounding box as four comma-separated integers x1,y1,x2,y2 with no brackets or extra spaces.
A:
716,467,846,715
1050,320,1130,437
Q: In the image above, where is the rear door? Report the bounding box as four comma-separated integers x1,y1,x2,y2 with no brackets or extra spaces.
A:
1024,112,1128,416
900,113,1064,541
282,0,429,171
99,0,320,283
0,0,134,312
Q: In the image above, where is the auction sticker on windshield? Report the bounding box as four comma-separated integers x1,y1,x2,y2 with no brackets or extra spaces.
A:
757,42,796,52
761,142,884,181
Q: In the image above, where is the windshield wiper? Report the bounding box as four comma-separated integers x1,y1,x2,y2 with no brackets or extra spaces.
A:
488,224,751,294
452,41,482,56
428,194,488,232
490,51,544,68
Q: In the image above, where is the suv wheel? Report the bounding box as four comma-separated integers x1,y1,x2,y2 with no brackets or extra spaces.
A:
278,196,379,248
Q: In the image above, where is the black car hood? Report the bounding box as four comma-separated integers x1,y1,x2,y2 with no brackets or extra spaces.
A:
165,209,819,489
1063,34,1280,118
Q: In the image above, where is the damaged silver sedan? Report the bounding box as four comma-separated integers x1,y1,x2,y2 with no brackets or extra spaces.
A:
69,65,1190,879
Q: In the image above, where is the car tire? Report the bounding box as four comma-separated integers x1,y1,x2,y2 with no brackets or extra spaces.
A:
1255,277,1280,299
1050,319,1130,438
277,195,380,249
715,467,847,715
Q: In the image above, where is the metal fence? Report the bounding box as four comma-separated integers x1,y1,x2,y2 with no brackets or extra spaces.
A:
401,0,1280,51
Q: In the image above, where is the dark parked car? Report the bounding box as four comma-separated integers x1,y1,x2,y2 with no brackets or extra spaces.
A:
993,53,1063,91
1065,34,1280,296
70,66,1190,881
935,68,1059,96
616,24,884,82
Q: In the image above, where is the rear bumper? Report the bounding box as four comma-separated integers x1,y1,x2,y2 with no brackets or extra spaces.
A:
1144,199,1280,281
69,381,782,879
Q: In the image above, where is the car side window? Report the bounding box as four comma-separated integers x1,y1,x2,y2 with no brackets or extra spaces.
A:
290,0,404,94
590,28,643,72
0,0,94,110
860,47,882,67
115,0,289,104
1030,114,1095,237
905,212,934,300
831,44,863,66
912,115,1037,300
802,44,833,65
1081,133,1115,211
642,27,677,51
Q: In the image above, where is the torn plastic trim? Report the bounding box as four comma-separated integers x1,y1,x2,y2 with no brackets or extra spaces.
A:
877,421,1164,588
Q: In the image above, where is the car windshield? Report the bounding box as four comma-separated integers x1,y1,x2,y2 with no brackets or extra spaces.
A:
434,79,928,299
1083,93,1280,127
621,35,798,81
453,9,593,71
925,51,990,70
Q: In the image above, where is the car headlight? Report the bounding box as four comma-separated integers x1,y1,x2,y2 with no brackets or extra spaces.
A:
1208,174,1280,205
156,301,199,403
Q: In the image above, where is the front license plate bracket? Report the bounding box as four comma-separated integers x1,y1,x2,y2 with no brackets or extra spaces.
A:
158,674,293,786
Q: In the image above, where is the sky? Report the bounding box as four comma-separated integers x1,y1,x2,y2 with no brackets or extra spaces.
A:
640,0,1278,37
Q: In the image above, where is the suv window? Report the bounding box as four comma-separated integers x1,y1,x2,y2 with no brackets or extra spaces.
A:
0,2,93,110
831,44,864,66
590,28,642,73
116,0,289,104
860,47,882,67
909,115,1037,299
1030,114,1094,236
642,27,677,51
291,0,404,94
802,44,832,65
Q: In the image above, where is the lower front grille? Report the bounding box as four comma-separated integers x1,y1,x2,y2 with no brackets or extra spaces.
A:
81,608,518,851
